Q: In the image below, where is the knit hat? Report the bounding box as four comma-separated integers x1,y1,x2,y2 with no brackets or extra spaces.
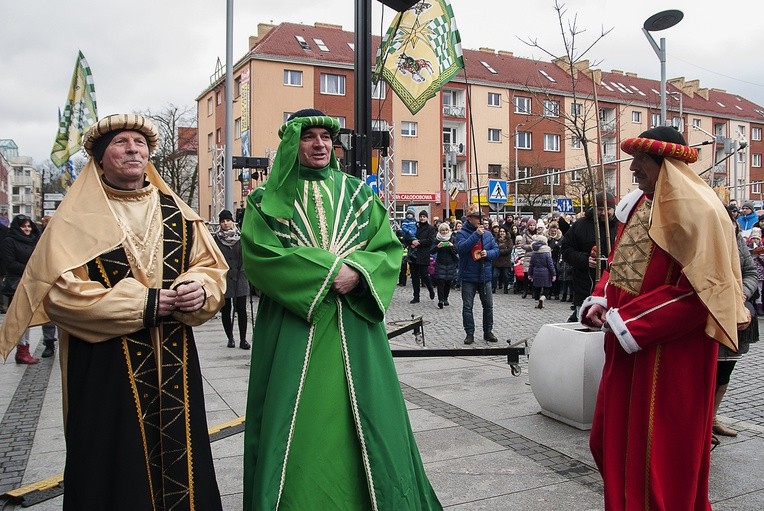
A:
751,227,762,239
594,192,616,209
218,209,234,222
406,206,416,216
742,201,755,211
418,210,428,218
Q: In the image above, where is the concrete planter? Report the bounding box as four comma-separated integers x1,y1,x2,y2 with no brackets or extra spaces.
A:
529,322,605,430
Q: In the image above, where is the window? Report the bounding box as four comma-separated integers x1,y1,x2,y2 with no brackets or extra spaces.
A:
517,166,532,184
216,128,222,144
488,128,501,143
543,100,560,117
650,113,661,127
632,111,642,123
753,154,762,167
516,131,531,149
488,92,501,107
207,97,213,116
314,38,329,52
514,96,531,114
283,112,293,123
543,168,561,185
692,118,701,129
571,102,582,117
401,121,418,137
235,76,241,98
632,174,639,185
320,73,346,95
283,69,303,86
672,117,682,130
331,116,346,128
401,160,418,176
235,117,241,139
372,119,389,131
571,135,582,149
372,81,386,99
544,133,560,152
207,133,213,150
752,181,762,194
216,90,222,105
571,170,582,182
753,127,762,141
488,164,501,177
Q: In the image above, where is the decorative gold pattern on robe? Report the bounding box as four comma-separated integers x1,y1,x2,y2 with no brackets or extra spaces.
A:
609,198,654,295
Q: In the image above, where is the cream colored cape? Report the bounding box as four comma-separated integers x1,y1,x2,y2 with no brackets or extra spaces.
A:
650,158,747,352
0,159,203,360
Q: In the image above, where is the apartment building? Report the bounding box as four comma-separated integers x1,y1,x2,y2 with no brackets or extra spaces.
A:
0,139,38,219
196,21,764,221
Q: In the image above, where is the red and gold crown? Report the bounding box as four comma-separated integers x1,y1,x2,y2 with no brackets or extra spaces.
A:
620,137,698,164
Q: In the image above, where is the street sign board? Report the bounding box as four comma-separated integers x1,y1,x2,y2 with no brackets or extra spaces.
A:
556,198,574,213
487,179,508,204
44,193,64,201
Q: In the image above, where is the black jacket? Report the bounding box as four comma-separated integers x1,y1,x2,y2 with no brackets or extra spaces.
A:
409,221,436,265
560,208,617,305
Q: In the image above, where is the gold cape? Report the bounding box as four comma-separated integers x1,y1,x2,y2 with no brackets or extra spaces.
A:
0,159,205,359
650,158,746,351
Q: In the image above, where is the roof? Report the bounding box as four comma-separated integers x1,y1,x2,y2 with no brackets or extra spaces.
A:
210,21,764,123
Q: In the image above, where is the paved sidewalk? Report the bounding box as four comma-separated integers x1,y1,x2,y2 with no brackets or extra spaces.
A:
1,285,764,509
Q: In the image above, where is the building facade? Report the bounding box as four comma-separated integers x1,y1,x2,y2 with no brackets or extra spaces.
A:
196,21,764,221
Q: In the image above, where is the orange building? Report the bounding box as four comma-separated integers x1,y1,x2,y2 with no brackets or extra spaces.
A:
196,21,764,221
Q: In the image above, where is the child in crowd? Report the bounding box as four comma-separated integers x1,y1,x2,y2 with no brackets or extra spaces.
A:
528,235,556,309
511,235,525,294
431,222,459,309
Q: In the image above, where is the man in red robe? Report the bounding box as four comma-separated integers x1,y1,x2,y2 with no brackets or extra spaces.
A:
582,127,750,510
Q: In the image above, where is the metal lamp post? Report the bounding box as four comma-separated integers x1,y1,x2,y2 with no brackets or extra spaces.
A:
514,123,524,214
642,10,684,127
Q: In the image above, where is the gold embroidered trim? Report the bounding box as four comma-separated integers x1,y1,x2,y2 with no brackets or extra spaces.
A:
609,198,654,295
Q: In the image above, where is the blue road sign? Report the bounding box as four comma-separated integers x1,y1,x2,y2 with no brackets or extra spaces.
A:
488,179,508,203
556,198,573,213
366,174,378,194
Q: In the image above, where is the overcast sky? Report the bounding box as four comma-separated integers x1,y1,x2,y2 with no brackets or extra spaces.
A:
2,0,763,164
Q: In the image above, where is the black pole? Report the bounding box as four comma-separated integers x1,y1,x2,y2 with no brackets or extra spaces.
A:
353,0,372,180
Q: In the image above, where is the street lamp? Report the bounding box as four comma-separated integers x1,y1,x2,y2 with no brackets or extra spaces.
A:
642,9,684,127
514,123,524,214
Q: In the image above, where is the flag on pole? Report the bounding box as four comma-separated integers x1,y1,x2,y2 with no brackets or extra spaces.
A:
51,51,97,167
374,0,464,115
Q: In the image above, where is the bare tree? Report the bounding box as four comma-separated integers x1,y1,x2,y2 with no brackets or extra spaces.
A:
142,104,199,209
518,0,615,275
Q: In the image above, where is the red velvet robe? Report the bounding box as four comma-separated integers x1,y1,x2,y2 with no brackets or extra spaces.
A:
586,195,716,511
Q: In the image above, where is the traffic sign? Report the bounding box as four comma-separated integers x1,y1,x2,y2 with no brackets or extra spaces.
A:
556,198,574,213
365,174,378,194
487,179,508,204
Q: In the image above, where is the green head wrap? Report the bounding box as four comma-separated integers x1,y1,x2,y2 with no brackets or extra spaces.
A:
260,114,341,218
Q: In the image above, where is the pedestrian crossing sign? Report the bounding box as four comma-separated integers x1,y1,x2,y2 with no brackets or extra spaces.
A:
487,179,508,203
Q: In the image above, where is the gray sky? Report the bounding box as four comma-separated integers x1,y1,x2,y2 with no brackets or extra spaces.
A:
2,0,763,164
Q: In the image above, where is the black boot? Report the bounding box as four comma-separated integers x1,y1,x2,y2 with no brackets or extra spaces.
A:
227,338,236,348
41,339,56,358
239,339,251,350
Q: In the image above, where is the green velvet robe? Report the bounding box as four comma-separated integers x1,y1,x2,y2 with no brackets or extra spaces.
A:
241,165,442,511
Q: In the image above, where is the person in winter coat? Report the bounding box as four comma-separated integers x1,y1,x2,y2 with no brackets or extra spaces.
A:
520,218,538,298
213,209,251,350
491,227,513,293
560,193,618,321
454,205,500,345
747,227,764,314
431,222,458,308
510,235,526,294
528,235,557,309
408,210,436,303
2,215,41,364
546,221,563,299
737,201,758,233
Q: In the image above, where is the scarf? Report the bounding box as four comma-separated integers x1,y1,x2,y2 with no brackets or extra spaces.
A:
436,231,452,242
216,227,241,247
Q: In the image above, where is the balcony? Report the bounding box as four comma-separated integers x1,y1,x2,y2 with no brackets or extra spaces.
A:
600,120,616,133
12,194,35,204
443,105,466,118
443,143,465,156
602,154,617,164
713,164,727,174
12,176,33,186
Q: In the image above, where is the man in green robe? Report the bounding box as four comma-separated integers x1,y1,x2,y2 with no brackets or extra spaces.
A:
241,109,442,510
